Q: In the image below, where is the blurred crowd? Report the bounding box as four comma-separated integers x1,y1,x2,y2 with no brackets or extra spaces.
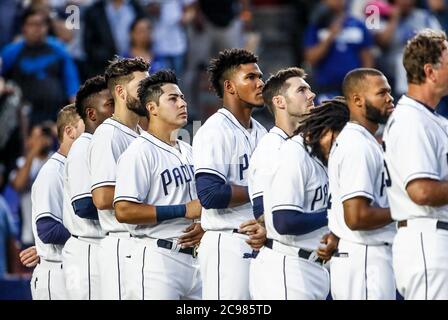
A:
0,0,448,280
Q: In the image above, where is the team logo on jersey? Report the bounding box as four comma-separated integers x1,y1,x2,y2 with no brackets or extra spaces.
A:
161,164,195,196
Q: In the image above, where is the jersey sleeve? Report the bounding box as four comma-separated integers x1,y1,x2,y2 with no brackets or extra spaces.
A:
387,117,440,187
192,126,229,182
114,147,151,205
89,131,119,191
67,149,91,202
339,142,376,203
270,146,309,213
32,169,64,223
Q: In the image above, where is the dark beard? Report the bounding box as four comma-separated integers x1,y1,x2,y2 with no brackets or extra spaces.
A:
126,95,148,117
365,100,389,124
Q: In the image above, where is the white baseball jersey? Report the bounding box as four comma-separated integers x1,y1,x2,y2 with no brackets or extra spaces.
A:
63,133,104,238
113,131,195,239
192,108,267,230
328,122,396,245
31,152,66,261
268,135,329,251
248,126,288,211
383,95,448,221
88,118,140,233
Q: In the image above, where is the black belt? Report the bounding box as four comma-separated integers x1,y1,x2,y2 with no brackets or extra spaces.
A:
398,220,448,231
157,239,197,257
265,238,324,265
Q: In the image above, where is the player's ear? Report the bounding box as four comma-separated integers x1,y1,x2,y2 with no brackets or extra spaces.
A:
86,107,96,122
352,93,363,108
115,84,125,101
223,79,235,95
148,101,157,116
272,95,285,110
423,63,436,82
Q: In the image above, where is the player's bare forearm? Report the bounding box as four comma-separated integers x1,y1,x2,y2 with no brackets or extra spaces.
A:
115,201,157,224
406,178,448,207
92,186,115,210
185,199,202,219
229,185,250,207
178,222,204,248
343,197,393,230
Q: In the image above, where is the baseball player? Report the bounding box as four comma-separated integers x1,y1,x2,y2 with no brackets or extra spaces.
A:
383,29,448,300
113,70,203,300
88,57,149,300
192,49,267,300
328,69,396,300
30,105,84,300
251,100,348,300
62,75,114,300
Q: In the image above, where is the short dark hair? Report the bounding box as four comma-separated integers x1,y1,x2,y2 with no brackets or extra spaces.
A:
75,75,108,121
207,48,258,98
104,56,150,95
403,29,447,85
295,97,349,165
56,104,80,142
342,68,385,99
262,67,307,115
138,70,178,108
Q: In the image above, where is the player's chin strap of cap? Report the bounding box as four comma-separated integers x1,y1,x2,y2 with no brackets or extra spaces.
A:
265,238,324,265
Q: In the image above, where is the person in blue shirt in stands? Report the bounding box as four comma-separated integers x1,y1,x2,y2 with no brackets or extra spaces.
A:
304,0,374,103
1,7,80,126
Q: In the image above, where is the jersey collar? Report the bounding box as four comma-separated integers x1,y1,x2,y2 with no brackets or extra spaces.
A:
52,151,66,164
270,126,289,140
105,117,140,138
218,107,256,133
402,95,437,115
344,122,378,144
80,132,93,139
140,131,182,153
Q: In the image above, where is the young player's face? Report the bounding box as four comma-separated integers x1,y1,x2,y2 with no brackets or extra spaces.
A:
231,63,264,108
363,75,394,124
155,83,188,128
284,77,315,117
94,89,114,123
125,71,149,117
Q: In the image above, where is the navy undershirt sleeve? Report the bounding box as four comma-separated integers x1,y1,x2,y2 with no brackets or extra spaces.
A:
195,173,232,209
36,217,71,245
72,197,99,220
272,209,328,235
252,196,264,220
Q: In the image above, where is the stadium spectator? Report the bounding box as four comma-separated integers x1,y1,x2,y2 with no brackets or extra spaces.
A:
83,0,145,78
1,7,80,125
304,0,374,102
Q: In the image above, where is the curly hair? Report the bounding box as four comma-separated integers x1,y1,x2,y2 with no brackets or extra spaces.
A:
104,56,150,95
75,75,108,121
262,67,306,115
137,70,178,108
403,29,447,85
207,48,258,98
295,97,349,165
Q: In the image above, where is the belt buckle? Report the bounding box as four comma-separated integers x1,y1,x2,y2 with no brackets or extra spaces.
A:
170,240,181,253
307,250,318,263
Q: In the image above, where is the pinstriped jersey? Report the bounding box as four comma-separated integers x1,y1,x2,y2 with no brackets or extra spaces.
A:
88,118,140,233
383,95,448,221
328,122,396,245
114,131,195,240
268,135,329,251
192,108,267,230
63,133,104,238
31,152,66,261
